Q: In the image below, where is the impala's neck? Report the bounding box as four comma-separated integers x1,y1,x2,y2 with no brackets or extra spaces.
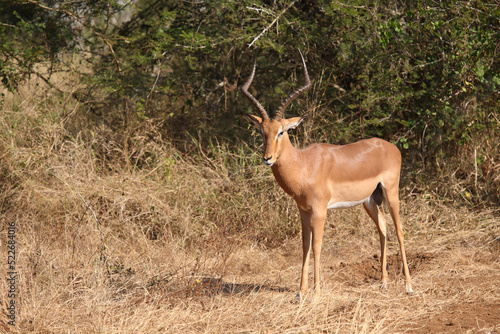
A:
271,133,302,197
272,133,297,165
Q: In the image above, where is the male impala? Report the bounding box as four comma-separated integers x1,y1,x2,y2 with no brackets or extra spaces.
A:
241,51,412,300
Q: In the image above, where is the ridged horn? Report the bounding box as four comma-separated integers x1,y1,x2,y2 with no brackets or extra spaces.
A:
241,55,270,120
274,50,311,120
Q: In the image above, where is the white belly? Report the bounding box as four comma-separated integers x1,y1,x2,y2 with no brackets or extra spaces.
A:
327,196,370,209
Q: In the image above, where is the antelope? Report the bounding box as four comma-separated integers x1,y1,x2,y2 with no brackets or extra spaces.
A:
241,51,413,300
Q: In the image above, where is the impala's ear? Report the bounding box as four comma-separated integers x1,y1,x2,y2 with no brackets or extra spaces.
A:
242,114,263,128
283,116,306,131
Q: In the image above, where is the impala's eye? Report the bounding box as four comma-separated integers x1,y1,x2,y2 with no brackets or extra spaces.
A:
278,131,284,137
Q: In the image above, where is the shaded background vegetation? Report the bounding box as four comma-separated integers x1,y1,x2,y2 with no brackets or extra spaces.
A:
1,0,499,218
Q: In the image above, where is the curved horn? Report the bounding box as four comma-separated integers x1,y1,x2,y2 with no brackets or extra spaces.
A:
274,50,311,120
241,55,270,120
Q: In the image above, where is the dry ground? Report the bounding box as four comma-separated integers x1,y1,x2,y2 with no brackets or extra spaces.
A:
1,200,499,333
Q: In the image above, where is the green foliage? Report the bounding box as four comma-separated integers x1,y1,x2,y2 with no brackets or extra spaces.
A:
0,10,45,90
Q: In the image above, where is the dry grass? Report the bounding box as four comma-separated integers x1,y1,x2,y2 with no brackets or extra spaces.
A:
1,81,499,333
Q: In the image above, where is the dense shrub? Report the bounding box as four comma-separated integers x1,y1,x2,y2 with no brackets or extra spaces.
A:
1,0,498,206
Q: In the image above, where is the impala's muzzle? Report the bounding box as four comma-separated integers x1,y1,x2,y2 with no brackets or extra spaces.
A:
263,156,274,166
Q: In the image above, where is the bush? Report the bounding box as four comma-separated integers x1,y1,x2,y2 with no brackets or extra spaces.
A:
1,0,498,207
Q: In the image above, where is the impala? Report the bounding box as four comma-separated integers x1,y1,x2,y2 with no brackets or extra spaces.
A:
241,51,413,300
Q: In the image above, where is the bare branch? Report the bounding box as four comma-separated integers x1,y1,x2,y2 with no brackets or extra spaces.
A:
75,185,110,272
248,1,297,48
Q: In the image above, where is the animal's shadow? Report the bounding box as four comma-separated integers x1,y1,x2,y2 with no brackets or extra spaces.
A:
197,277,292,296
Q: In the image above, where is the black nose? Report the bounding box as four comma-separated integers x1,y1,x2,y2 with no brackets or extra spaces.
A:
263,156,272,162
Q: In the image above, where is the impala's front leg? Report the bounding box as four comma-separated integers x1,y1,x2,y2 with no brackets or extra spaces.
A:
298,209,312,300
298,207,327,300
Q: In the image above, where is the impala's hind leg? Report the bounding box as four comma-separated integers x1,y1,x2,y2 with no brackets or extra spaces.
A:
384,185,413,294
363,195,388,289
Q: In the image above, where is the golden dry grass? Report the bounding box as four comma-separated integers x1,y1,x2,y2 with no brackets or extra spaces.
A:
1,81,499,333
